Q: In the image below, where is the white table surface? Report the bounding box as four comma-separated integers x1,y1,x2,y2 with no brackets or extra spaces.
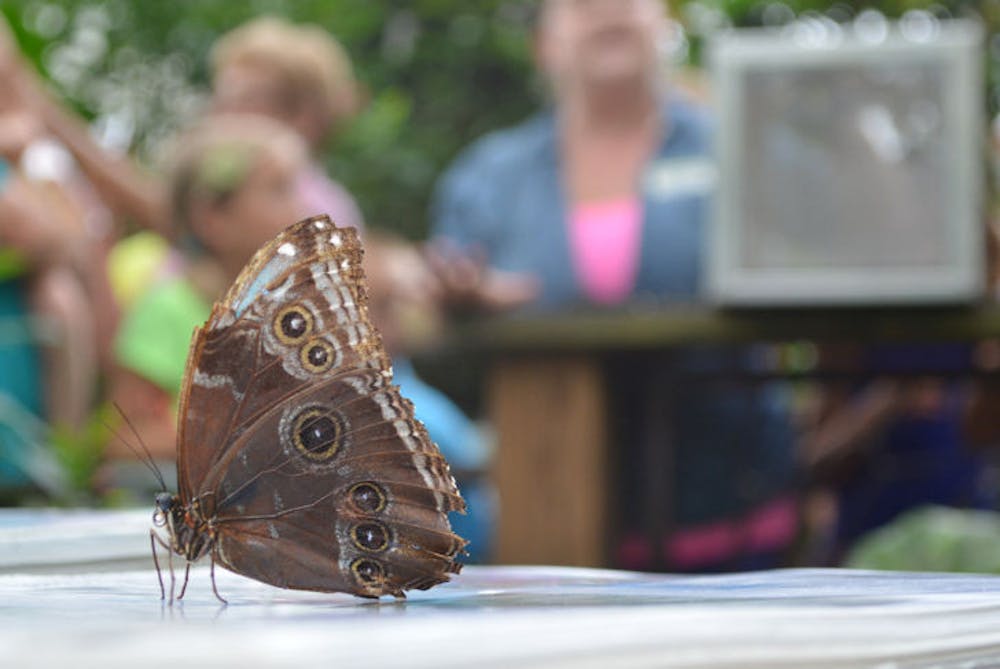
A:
3,508,1000,668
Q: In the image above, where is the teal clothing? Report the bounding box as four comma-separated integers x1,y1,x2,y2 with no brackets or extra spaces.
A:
0,279,44,489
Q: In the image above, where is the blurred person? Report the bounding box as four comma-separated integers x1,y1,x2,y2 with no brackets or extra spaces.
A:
0,12,526,311
0,154,65,493
431,0,798,571
210,17,532,314
802,345,993,565
0,15,165,236
211,17,533,316
0,79,115,495
0,15,363,235
104,114,307,491
434,0,711,307
211,16,364,231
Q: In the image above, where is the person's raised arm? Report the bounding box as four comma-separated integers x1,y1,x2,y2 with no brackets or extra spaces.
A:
0,16,168,235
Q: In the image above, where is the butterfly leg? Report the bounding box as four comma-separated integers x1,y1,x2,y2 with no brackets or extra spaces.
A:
177,562,192,600
210,557,228,605
150,530,165,600
166,542,176,603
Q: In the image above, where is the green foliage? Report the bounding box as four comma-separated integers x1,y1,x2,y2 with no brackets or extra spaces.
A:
847,506,1000,573
2,0,539,239
48,404,111,505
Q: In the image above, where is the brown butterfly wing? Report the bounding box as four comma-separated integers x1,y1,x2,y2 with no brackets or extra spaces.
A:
208,369,464,596
175,215,465,597
176,218,381,501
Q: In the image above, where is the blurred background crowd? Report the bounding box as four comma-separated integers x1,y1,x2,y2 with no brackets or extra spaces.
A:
3,0,1000,573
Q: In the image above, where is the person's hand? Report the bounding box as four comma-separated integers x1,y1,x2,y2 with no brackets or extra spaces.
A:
0,177,84,268
0,111,42,162
423,239,539,313
375,239,444,310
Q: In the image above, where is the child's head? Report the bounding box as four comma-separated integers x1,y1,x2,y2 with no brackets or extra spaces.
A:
168,113,306,274
210,17,361,151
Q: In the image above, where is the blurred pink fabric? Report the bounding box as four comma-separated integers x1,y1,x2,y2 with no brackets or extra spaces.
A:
665,496,798,569
296,163,364,231
615,496,799,571
568,198,641,304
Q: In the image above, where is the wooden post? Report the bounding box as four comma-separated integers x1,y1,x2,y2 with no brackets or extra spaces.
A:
487,356,608,566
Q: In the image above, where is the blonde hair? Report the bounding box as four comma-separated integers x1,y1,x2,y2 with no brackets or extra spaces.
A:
211,17,361,126
168,113,305,243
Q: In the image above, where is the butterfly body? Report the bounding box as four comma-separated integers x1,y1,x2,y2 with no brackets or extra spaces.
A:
152,216,466,600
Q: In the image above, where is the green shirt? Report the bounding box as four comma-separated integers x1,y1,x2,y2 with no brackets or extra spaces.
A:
114,277,211,397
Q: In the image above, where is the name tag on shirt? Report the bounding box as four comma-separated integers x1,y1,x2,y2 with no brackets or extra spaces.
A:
643,157,717,200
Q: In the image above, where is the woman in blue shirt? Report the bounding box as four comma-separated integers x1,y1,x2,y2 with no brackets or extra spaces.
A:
431,0,797,571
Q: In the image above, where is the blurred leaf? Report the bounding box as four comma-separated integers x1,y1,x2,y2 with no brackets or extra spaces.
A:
847,506,1000,573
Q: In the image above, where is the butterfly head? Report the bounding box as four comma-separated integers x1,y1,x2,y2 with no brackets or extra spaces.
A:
152,492,185,543
153,492,176,523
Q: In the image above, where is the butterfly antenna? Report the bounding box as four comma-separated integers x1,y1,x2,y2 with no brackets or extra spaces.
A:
106,403,168,492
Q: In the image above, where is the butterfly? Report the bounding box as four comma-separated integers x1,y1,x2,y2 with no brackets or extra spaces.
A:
150,215,467,602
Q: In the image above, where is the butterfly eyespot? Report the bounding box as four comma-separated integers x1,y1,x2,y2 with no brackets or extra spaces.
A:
274,306,313,344
299,339,334,373
351,522,390,552
348,482,387,513
351,558,385,586
290,407,344,461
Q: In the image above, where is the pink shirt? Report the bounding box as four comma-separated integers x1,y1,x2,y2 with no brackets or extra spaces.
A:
568,198,642,304
296,163,364,231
